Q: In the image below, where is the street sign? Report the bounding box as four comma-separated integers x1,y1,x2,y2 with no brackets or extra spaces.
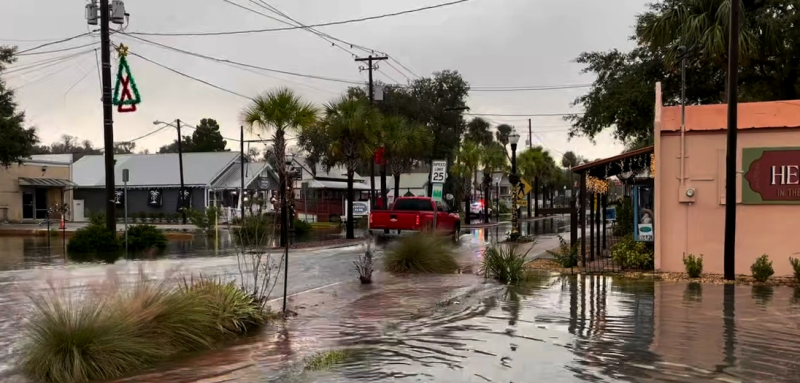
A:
520,179,532,196
431,160,447,183
432,183,444,202
517,198,528,207
512,184,525,201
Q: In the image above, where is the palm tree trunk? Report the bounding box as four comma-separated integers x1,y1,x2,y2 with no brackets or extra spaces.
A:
274,130,288,247
346,170,355,239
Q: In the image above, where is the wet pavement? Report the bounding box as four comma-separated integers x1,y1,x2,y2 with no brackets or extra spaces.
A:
2,217,797,382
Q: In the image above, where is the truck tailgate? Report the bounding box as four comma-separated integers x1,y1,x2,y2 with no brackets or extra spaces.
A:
369,211,432,231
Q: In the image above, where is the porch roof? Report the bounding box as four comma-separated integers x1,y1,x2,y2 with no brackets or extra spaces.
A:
572,146,653,179
19,177,75,188
305,180,370,190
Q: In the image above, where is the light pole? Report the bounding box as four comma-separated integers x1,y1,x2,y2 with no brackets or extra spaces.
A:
154,120,187,224
508,129,521,240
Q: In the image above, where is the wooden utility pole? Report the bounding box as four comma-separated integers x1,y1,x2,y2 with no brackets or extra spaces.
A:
724,0,740,281
177,119,187,224
355,55,388,208
100,0,116,231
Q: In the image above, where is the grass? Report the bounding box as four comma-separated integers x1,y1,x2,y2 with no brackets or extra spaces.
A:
18,275,269,383
384,233,459,274
481,244,534,284
304,349,350,371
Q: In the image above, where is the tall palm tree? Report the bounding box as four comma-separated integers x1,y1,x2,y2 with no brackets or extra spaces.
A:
382,115,431,202
518,146,556,207
324,96,380,239
242,87,317,245
479,142,508,222
457,140,482,221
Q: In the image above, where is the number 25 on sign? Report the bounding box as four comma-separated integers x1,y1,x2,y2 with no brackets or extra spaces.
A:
431,160,447,183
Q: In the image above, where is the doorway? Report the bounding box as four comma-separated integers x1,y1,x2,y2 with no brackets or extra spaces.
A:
35,188,48,219
22,192,34,220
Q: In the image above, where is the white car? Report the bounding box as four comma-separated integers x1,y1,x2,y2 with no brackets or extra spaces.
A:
469,202,492,216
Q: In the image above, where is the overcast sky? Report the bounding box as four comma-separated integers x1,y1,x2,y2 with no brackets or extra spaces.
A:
1,0,649,162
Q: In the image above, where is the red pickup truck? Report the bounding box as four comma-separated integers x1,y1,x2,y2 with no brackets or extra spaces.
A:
368,197,461,239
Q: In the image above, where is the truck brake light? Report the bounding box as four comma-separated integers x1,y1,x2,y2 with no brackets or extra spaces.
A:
416,215,420,226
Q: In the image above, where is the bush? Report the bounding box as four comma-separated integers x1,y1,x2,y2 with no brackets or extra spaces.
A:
125,224,168,253
482,244,533,284
67,224,121,255
293,218,312,236
790,257,800,281
384,233,459,273
683,254,704,278
610,234,654,270
18,276,267,383
613,197,634,236
751,254,774,282
498,200,510,214
86,210,105,226
547,235,578,268
186,207,219,232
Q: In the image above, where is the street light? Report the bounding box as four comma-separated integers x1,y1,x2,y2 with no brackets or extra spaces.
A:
508,129,521,240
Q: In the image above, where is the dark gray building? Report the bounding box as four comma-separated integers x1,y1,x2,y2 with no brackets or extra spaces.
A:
71,152,278,222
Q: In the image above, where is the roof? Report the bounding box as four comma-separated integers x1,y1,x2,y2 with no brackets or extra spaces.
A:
73,152,239,188
661,100,800,132
19,177,75,187
293,159,363,181
366,172,430,189
212,161,279,190
304,180,370,190
24,154,73,166
573,146,653,179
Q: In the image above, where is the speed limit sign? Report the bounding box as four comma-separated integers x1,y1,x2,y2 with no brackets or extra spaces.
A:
431,160,447,183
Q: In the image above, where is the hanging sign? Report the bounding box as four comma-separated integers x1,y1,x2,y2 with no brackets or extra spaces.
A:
176,188,192,212
147,188,163,207
112,44,141,113
114,188,124,206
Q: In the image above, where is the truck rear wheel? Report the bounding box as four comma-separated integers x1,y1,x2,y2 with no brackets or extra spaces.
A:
452,223,461,243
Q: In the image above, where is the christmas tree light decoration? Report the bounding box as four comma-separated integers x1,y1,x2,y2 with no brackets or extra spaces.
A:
112,44,141,113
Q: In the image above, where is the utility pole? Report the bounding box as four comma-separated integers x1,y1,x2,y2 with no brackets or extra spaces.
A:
355,55,388,208
176,119,187,224
724,0,740,281
527,118,533,219
240,126,246,222
99,0,116,232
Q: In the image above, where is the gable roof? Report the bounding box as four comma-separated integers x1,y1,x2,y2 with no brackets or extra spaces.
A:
73,152,239,188
661,100,800,132
211,161,279,190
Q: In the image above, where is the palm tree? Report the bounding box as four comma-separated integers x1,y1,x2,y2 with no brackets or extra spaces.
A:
382,115,431,202
518,146,556,207
242,87,317,245
479,142,508,222
561,151,583,169
324,96,380,239
456,140,482,221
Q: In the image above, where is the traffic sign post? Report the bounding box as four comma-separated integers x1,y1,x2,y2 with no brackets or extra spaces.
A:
430,159,447,232
432,183,444,202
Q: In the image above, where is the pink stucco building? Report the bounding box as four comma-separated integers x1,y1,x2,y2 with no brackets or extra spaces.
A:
654,82,800,276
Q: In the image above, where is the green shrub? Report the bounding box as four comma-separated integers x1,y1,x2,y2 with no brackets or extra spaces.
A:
683,254,704,278
547,235,578,268
293,218,312,236
613,197,634,236
751,254,774,282
186,207,219,232
67,224,121,255
18,276,267,383
498,200,510,214
125,224,168,253
86,210,105,226
790,257,800,281
384,233,459,273
610,234,654,270
482,244,533,284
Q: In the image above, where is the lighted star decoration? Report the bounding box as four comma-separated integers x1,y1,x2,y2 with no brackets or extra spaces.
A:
116,43,129,57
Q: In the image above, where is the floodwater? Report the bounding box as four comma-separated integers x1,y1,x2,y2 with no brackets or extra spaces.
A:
1,217,797,382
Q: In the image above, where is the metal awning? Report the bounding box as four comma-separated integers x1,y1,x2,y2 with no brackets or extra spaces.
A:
19,177,76,188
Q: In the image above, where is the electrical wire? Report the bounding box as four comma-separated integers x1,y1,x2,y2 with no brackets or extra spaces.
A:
118,124,174,143
16,32,93,54
118,33,363,84
3,49,96,76
126,50,253,100
128,0,474,37
63,57,96,98
11,55,88,91
470,84,591,92
466,112,581,117
17,40,99,56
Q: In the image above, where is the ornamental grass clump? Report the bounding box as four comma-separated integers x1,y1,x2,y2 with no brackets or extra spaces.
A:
481,244,533,285
790,257,800,281
384,233,459,274
18,275,268,383
683,253,703,278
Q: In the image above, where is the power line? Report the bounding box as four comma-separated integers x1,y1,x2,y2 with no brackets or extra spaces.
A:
466,112,582,117
118,124,173,143
3,49,96,76
119,33,364,85
470,84,591,92
16,32,92,54
17,40,99,56
11,55,88,91
128,0,474,37
126,50,253,100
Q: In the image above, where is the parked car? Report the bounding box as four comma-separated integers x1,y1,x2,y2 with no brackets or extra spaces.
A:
469,201,492,217
368,197,461,240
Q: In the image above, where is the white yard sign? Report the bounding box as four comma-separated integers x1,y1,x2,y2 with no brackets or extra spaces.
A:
431,160,448,183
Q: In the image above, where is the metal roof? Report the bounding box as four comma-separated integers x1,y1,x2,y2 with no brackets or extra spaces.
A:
19,177,76,187
305,180,370,190
72,152,239,188
212,161,280,190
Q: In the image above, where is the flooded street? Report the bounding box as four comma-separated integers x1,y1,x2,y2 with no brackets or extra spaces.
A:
1,218,798,382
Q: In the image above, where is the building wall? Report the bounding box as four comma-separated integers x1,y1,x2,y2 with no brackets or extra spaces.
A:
73,187,206,220
0,163,71,222
657,129,800,276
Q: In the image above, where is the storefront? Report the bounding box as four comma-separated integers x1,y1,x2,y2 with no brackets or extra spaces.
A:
0,155,74,222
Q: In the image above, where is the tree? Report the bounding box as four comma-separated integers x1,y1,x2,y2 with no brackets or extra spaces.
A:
323,96,379,239
297,122,332,177
518,146,557,205
561,151,584,169
479,141,508,221
455,140,481,219
495,124,513,160
242,88,317,244
381,115,431,202
567,0,800,144
38,135,102,161
0,46,39,167
114,141,136,154
190,118,228,152
465,118,493,146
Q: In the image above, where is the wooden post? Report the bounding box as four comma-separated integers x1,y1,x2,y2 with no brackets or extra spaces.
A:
589,192,595,263
580,172,587,267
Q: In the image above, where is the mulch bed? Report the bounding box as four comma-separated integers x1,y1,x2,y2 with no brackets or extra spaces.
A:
523,259,800,287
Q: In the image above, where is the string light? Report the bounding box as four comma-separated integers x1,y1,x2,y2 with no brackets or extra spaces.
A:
586,175,609,195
